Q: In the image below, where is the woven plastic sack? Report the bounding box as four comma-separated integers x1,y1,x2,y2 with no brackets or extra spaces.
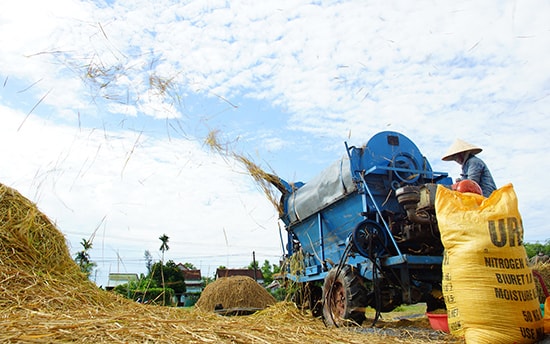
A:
436,183,544,343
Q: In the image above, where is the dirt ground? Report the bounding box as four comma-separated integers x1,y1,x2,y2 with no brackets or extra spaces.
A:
359,303,464,343
362,303,550,344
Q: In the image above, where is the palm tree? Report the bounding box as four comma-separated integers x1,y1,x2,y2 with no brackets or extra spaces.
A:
81,238,93,251
75,238,95,278
158,234,170,304
159,234,170,262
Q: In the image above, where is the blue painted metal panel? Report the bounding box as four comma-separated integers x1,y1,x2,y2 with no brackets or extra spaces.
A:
278,131,452,287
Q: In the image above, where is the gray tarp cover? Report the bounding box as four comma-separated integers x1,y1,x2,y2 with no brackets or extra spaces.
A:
287,156,356,224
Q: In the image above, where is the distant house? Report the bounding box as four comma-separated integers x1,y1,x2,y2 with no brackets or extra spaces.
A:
105,273,139,291
215,268,264,285
176,263,203,307
265,280,281,292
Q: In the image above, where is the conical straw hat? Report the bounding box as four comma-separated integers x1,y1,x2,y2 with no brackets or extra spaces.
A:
441,138,482,161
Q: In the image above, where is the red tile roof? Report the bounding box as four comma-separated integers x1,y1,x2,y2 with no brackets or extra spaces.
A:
176,263,202,280
215,268,264,280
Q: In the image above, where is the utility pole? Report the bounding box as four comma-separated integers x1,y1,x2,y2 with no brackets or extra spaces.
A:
252,251,257,282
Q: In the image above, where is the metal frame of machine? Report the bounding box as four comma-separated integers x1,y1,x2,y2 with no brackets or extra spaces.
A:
273,131,452,326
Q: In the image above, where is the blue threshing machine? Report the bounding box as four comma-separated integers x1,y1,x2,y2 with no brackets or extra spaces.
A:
272,131,452,326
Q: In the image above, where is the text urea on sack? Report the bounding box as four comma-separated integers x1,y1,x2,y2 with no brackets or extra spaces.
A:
487,217,523,247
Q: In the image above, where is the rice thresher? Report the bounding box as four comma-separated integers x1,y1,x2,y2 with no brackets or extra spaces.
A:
272,131,452,326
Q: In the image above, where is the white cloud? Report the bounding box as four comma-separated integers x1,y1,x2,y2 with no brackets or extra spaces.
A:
0,105,281,285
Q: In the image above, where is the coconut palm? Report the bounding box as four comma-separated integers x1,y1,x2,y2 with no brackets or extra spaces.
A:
74,238,95,278
158,233,170,304
159,234,169,262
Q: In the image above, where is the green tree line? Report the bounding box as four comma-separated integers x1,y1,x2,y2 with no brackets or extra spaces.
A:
524,240,550,257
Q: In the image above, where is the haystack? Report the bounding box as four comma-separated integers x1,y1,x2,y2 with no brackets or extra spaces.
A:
0,183,121,312
196,275,276,312
532,262,550,303
0,183,77,275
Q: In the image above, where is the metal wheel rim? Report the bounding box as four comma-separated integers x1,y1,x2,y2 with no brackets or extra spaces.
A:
328,281,346,321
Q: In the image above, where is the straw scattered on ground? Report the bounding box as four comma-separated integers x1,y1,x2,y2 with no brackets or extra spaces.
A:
532,262,550,303
0,182,464,343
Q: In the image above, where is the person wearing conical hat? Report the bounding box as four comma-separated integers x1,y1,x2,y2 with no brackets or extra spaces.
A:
442,139,497,197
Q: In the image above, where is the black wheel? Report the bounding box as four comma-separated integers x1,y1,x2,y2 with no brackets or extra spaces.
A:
322,265,367,327
352,219,389,258
391,152,420,184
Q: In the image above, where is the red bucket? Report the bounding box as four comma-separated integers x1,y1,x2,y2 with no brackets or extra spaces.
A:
426,312,450,333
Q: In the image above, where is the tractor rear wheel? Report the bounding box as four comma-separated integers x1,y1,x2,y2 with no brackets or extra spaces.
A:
322,265,367,327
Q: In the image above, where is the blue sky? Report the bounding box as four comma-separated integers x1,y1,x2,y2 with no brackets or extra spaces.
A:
1,0,549,287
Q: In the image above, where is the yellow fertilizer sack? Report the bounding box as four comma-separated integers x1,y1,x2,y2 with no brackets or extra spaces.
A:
436,183,544,343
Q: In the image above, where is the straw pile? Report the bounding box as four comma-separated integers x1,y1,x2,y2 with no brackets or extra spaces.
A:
0,183,119,313
195,275,276,312
533,262,550,303
0,182,464,343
